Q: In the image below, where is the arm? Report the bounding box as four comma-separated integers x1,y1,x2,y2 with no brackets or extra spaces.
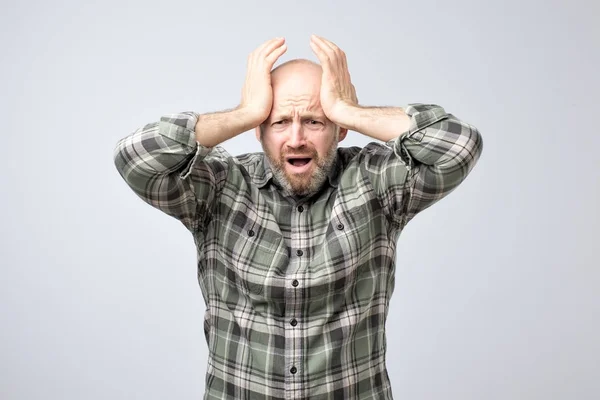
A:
113,111,229,232
310,35,483,227
113,37,288,231
194,106,265,147
326,104,412,142
196,37,288,147
344,103,483,227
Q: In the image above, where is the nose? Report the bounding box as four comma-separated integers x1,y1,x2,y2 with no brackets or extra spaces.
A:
287,122,307,149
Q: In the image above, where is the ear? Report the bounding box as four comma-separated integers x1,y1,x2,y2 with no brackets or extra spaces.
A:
255,125,262,141
338,127,348,142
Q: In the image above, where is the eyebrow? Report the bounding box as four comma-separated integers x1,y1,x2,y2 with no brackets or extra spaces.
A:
270,113,325,122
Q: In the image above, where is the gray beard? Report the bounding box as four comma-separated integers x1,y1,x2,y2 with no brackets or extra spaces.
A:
267,144,338,198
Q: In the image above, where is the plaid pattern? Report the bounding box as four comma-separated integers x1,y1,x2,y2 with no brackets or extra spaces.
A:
113,104,483,399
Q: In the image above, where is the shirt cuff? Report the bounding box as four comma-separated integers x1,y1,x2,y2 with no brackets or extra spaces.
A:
385,104,448,170
401,104,448,140
158,111,202,148
157,111,214,178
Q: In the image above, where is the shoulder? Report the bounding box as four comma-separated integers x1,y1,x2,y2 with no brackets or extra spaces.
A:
233,151,269,186
203,146,263,166
234,151,265,169
337,142,394,165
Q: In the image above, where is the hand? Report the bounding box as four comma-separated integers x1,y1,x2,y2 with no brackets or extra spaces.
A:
309,35,358,125
240,37,287,125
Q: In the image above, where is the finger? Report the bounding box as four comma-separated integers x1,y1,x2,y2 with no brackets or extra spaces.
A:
259,37,286,59
310,35,331,57
313,35,338,52
315,35,348,74
249,37,283,65
309,40,331,69
248,37,280,65
265,43,287,67
256,37,284,54
311,36,345,76
310,36,334,63
312,35,342,66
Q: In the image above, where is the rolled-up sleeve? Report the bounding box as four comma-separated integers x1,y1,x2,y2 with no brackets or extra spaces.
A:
389,103,483,227
360,104,483,229
113,111,229,232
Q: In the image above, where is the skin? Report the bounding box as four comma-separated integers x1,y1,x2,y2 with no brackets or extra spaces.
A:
255,61,348,196
194,35,412,193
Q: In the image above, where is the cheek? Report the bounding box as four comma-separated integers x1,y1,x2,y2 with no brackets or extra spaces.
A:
314,137,335,156
264,136,285,156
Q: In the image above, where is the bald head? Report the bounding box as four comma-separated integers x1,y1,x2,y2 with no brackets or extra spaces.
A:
271,58,321,78
267,59,323,116
271,59,322,90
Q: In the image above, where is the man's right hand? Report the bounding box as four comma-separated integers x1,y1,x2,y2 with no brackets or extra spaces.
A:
240,37,287,126
194,38,286,148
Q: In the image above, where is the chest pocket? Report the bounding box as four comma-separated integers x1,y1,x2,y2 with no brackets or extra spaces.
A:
329,197,381,263
306,195,381,297
214,206,288,311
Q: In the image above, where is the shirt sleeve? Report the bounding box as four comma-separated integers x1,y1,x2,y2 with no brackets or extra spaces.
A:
113,111,230,233
360,103,484,229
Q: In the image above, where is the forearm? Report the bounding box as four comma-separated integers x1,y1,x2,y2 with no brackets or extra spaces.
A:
336,103,481,170
114,112,217,232
195,106,262,147
332,105,411,142
114,112,202,200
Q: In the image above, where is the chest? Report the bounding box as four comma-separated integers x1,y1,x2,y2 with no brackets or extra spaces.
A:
198,176,394,316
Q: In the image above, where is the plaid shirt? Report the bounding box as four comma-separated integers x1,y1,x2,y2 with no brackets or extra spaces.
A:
113,104,483,399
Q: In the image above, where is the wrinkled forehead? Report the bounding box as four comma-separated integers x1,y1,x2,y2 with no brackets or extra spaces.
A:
270,74,323,119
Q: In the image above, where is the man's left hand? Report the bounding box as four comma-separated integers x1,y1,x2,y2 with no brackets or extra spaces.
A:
309,35,358,127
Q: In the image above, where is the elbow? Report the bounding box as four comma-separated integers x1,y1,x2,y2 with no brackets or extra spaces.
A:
113,137,131,179
468,124,484,167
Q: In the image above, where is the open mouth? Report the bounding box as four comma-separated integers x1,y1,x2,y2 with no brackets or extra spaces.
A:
286,156,313,172
287,158,312,167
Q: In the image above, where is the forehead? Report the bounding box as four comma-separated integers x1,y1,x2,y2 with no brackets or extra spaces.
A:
270,73,322,119
270,96,323,117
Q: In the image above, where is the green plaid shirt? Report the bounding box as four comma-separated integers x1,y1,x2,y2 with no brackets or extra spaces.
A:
114,104,483,399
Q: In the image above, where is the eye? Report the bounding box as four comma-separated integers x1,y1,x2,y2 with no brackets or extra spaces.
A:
307,120,322,125
272,119,288,126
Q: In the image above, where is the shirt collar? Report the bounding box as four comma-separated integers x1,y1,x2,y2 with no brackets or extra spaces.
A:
252,151,342,190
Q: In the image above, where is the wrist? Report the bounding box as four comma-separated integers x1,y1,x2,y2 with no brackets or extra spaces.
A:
328,102,360,131
235,105,270,130
232,106,265,131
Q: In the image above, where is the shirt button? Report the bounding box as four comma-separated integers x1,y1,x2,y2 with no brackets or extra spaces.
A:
292,279,299,287
296,249,303,257
290,318,298,326
248,229,255,237
336,223,344,230
297,205,304,212
290,366,297,374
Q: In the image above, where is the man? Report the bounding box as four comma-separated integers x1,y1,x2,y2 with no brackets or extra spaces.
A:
114,35,483,399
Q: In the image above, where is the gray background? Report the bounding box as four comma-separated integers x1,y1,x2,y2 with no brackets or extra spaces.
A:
1,0,598,399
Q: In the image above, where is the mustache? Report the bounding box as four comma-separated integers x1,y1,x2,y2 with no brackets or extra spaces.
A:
281,148,318,159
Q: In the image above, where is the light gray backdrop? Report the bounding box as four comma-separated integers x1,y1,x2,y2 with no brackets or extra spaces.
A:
1,0,598,399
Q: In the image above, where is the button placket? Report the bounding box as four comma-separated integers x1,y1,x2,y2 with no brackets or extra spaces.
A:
286,202,307,388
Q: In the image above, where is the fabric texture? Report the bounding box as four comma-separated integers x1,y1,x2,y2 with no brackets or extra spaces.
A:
113,103,483,399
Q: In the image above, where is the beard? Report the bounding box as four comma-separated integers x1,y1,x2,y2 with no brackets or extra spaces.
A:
264,137,339,197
